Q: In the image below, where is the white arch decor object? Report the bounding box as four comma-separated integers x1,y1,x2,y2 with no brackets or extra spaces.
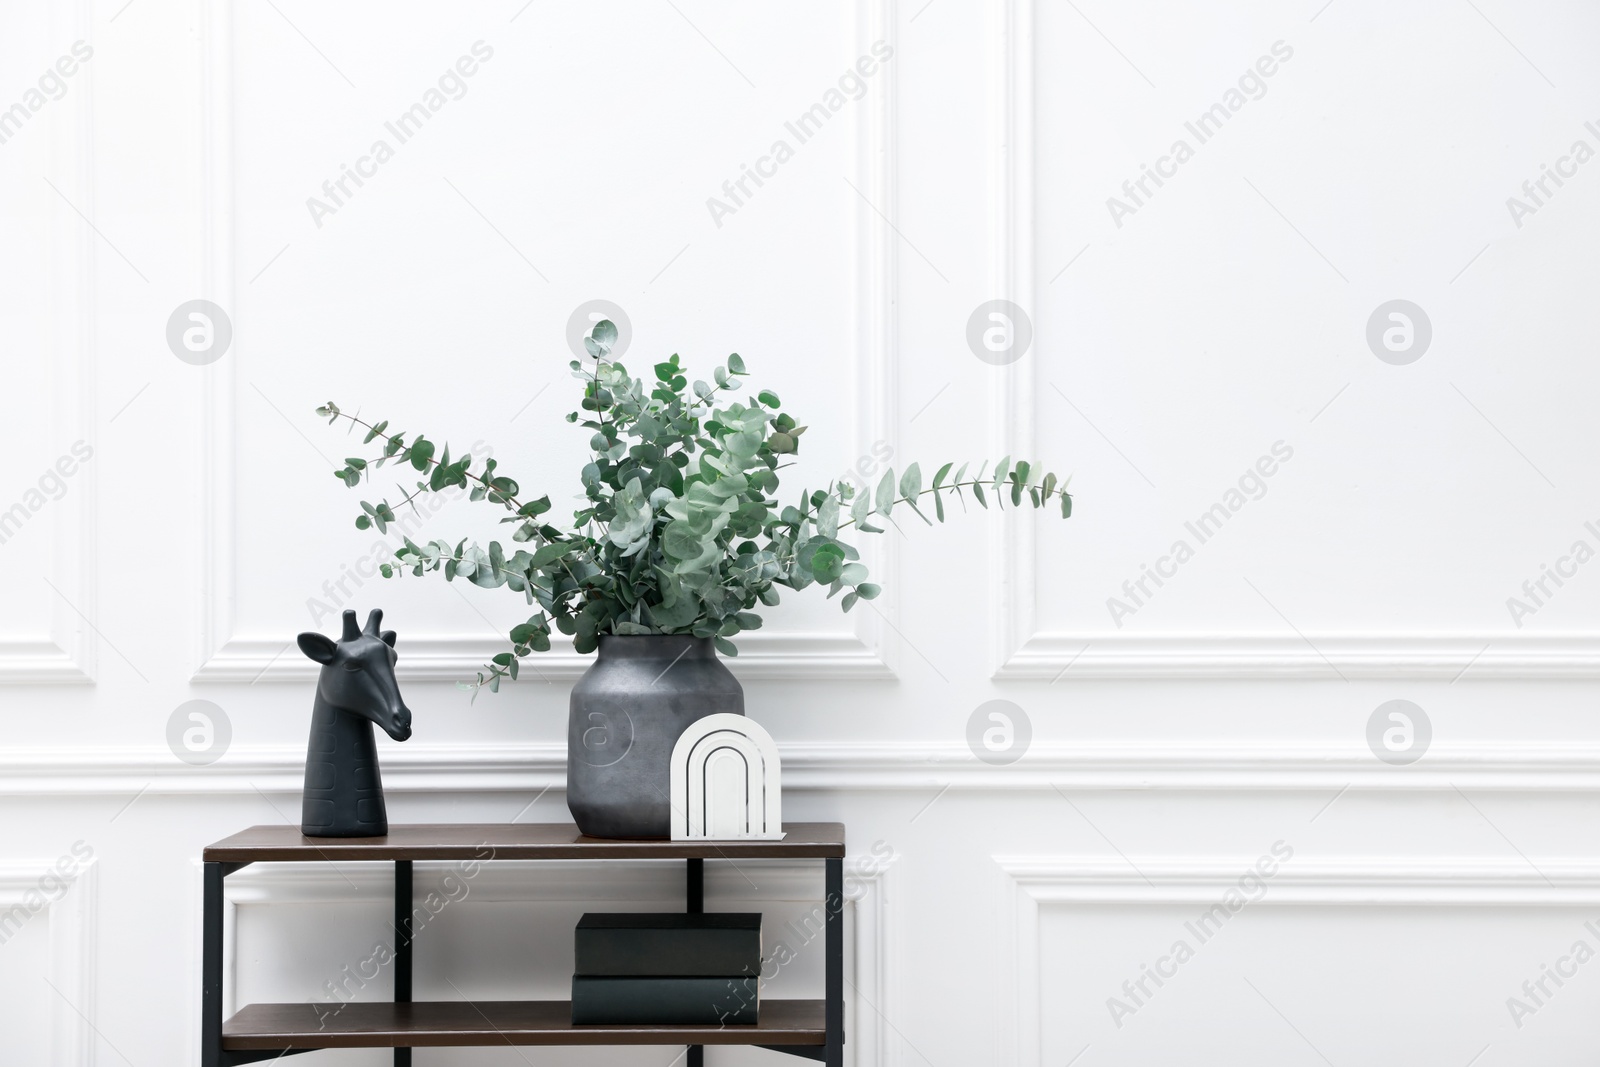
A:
670,713,786,841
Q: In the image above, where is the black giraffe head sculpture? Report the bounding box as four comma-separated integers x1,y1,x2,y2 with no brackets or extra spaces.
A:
296,608,413,837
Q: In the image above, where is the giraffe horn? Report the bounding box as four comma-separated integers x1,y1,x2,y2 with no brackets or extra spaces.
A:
364,608,384,636
341,610,361,642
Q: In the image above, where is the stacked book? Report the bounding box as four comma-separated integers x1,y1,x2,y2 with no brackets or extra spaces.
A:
571,912,762,1026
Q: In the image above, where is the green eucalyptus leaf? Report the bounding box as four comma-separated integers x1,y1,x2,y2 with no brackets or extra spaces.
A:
850,490,871,529
529,542,568,567
817,494,840,538
899,462,921,501
810,544,845,583
875,469,896,515
662,522,704,561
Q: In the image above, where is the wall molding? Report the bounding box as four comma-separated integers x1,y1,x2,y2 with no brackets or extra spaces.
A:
200,855,893,1066
13,739,1600,794
848,0,901,682
5,0,98,685
197,628,1600,686
988,0,1037,681
996,854,1600,906
0,857,98,1066
0,639,94,686
993,631,1600,679
191,3,900,685
192,630,896,683
994,852,1600,1064
194,0,235,686
982,0,1600,683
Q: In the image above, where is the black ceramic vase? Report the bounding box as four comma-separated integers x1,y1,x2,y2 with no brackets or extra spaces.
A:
567,635,744,839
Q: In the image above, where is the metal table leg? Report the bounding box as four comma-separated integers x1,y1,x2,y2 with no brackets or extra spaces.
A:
825,857,843,1067
395,860,412,1067
688,857,704,1067
202,862,223,1067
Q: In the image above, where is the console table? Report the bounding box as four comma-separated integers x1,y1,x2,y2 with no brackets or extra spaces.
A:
201,822,846,1066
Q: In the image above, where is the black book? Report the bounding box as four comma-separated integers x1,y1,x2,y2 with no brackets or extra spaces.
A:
571,975,759,1025
574,913,762,977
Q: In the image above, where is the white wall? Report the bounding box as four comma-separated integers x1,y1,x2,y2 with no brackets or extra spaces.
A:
3,0,1600,1063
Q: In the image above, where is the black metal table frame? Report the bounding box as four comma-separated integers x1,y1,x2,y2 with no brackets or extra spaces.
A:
202,853,844,1066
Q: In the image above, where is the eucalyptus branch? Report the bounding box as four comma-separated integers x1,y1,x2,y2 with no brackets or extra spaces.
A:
836,477,1073,531
320,406,533,516
684,378,739,414
314,319,1074,692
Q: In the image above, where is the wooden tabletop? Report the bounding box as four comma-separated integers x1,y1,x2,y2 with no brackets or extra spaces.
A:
204,822,846,863
224,999,826,1048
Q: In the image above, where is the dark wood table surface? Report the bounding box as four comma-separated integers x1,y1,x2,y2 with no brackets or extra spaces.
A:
223,999,826,1048
204,822,847,862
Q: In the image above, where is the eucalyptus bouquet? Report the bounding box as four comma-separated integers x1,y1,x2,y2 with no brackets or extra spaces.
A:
315,320,1072,691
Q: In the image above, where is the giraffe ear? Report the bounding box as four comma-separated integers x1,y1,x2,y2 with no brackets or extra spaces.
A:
298,632,339,664
379,630,397,648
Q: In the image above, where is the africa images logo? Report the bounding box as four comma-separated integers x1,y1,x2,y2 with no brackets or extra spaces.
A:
305,42,495,229
705,41,893,228
1105,41,1294,228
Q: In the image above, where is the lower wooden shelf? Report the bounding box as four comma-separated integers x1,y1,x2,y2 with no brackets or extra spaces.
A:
222,999,825,1049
